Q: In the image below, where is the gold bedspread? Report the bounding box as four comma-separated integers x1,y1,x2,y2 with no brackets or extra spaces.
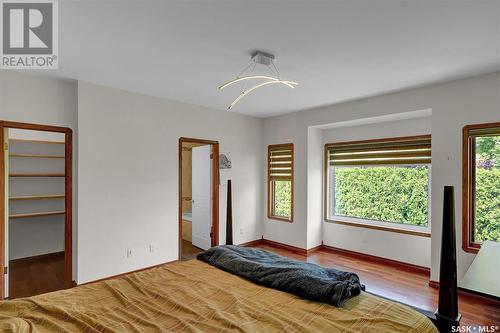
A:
0,259,437,333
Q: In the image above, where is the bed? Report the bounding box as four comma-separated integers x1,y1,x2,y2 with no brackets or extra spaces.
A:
0,259,436,333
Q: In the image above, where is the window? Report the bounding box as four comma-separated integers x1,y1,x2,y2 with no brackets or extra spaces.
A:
324,135,431,236
268,143,294,222
463,122,500,253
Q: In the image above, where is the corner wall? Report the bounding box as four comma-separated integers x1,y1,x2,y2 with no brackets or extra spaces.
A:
306,127,323,249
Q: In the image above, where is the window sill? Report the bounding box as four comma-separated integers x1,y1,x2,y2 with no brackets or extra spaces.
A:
462,242,480,254
268,215,293,223
324,217,431,238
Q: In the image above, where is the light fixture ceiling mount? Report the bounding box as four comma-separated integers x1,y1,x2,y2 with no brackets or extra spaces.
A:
251,51,275,66
219,51,298,110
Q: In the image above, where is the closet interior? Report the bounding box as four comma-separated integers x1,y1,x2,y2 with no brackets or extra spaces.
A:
6,128,66,299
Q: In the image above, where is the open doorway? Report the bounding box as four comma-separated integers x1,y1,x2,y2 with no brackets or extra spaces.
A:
179,137,219,260
0,121,73,300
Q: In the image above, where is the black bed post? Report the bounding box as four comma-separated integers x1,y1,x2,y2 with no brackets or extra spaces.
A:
226,180,233,245
434,186,461,332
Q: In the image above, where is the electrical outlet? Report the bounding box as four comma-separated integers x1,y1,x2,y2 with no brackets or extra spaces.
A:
149,244,155,253
126,249,133,258
239,228,243,235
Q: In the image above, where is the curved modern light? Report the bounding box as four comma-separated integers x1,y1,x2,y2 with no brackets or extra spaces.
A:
228,80,298,110
220,51,298,110
219,75,298,90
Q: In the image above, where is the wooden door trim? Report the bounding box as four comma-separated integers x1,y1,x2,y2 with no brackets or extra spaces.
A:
178,137,219,259
0,120,73,299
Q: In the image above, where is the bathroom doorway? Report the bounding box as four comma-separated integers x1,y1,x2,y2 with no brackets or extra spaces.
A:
178,137,219,260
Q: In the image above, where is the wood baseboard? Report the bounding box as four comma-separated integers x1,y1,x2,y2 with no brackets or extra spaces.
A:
306,244,323,255
257,239,322,256
261,239,308,256
239,238,308,255
10,251,64,265
429,280,500,306
240,239,430,275
237,239,264,247
320,244,430,275
78,260,176,286
428,280,439,289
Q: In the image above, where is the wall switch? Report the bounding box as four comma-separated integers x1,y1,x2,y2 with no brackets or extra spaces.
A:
126,249,133,258
149,244,155,253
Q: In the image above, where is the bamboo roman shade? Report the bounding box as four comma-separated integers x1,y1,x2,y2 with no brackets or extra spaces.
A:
467,126,500,137
326,135,431,166
268,144,294,180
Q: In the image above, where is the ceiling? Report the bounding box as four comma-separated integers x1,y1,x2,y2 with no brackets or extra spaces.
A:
48,0,500,117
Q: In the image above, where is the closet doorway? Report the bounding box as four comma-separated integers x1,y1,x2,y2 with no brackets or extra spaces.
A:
178,137,219,260
0,121,73,300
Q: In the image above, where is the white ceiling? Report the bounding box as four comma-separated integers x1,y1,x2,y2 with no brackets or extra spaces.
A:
48,0,500,117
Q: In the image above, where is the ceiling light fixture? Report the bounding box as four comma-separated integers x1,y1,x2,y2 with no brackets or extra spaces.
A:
219,51,298,110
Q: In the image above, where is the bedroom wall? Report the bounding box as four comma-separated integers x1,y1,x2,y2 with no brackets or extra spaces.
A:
0,71,77,127
0,70,78,279
264,113,309,248
77,81,264,284
262,71,500,283
321,116,432,267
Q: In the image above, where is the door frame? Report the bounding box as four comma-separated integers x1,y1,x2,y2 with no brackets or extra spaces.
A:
178,137,219,259
0,120,73,299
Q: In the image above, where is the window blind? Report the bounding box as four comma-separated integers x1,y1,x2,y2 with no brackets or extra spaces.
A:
326,135,431,166
468,126,500,137
268,144,293,180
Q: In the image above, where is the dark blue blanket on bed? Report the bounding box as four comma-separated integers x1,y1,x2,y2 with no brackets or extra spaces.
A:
197,245,364,307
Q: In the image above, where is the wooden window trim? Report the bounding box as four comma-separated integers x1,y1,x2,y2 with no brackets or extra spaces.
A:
324,218,431,238
462,122,500,253
267,143,294,222
323,135,432,234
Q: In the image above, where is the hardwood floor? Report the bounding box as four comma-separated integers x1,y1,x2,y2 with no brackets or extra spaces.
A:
181,240,203,260
249,242,500,327
9,252,65,299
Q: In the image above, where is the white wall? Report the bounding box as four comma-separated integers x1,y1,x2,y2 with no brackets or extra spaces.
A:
263,72,500,282
77,81,263,283
0,71,77,127
321,117,432,267
0,70,78,279
306,127,323,249
264,113,309,248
